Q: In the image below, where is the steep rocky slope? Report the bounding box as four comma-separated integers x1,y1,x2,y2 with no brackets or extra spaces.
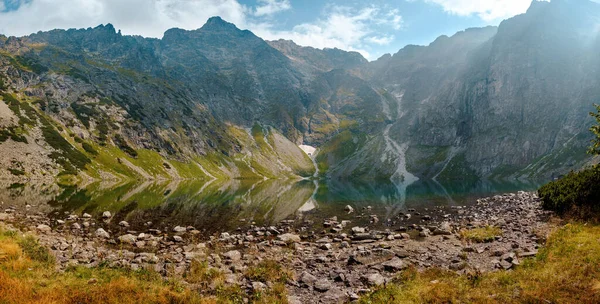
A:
0,0,598,182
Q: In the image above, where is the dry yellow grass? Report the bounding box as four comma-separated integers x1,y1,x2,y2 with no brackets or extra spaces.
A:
360,223,600,303
0,225,291,304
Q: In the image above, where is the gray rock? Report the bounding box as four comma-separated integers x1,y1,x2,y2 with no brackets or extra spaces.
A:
95,228,110,239
102,211,111,219
173,236,183,242
119,221,130,227
118,234,137,244
82,213,92,218
277,233,301,243
382,258,407,272
222,250,242,261
362,273,386,286
71,223,81,230
314,279,332,292
394,248,410,258
172,226,187,233
252,281,267,291
345,205,355,213
299,271,317,286
36,224,51,232
433,222,452,235
320,243,332,250
352,226,366,234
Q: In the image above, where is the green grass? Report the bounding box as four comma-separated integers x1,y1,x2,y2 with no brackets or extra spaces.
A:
459,226,502,243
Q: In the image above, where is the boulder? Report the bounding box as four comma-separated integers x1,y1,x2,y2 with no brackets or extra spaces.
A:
95,228,110,239
118,234,137,244
36,224,51,232
277,233,301,243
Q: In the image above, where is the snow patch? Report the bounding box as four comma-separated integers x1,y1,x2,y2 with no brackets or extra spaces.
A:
299,145,316,157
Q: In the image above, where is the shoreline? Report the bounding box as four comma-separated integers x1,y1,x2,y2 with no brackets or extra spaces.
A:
0,191,552,303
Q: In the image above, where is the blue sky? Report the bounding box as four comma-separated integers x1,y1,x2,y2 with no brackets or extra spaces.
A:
0,0,537,60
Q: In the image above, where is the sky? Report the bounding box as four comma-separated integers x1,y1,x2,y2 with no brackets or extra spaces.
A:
0,0,542,60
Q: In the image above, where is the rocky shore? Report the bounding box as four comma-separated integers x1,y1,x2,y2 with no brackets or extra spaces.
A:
0,191,552,303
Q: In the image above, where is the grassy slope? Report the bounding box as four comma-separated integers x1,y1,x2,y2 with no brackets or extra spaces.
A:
360,223,600,304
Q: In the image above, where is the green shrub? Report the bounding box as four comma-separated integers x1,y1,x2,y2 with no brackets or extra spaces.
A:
81,142,98,155
538,165,600,216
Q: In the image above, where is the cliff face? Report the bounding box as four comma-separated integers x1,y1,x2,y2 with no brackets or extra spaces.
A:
0,1,598,182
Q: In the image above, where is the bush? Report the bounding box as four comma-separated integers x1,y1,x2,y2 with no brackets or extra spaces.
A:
538,165,600,216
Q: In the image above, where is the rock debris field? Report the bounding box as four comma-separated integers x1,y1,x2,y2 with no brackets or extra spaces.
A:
0,191,552,303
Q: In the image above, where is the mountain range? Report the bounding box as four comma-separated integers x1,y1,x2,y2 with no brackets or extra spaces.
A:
0,0,598,183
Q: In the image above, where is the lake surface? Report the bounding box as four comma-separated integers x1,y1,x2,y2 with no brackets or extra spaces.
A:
0,178,544,235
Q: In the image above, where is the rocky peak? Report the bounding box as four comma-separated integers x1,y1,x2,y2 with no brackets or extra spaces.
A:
200,16,241,33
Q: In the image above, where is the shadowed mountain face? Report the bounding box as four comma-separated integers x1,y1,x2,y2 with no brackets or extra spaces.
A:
0,0,598,182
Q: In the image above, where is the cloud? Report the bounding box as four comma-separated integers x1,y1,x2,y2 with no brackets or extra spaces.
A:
0,0,248,38
422,0,534,21
253,0,291,17
251,5,402,60
365,35,394,45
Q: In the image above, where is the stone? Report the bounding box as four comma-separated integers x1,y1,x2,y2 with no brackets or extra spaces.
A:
382,258,407,272
277,233,301,243
252,281,267,291
352,226,366,234
362,273,386,286
320,243,332,250
82,213,92,218
433,222,452,235
314,279,332,292
223,250,242,261
71,223,81,230
173,226,187,233
345,205,355,213
299,271,317,286
173,236,183,242
394,248,410,258
95,228,110,239
36,224,51,232
118,234,137,244
119,221,130,227
419,229,431,237
0,213,11,221
57,220,65,224
518,251,538,258
102,211,111,219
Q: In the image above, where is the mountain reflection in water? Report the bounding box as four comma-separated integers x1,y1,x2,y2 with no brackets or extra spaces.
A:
0,178,543,235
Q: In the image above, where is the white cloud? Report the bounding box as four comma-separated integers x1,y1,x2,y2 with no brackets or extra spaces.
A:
0,0,248,38
253,0,291,17
251,5,402,60
365,35,394,45
422,0,535,21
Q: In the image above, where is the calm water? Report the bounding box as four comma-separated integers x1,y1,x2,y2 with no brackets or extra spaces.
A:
0,178,543,235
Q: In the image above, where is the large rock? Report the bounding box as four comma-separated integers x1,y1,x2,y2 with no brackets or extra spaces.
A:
95,228,110,239
277,233,301,243
222,250,242,261
362,273,386,286
36,224,51,232
382,258,408,272
118,234,137,244
299,271,317,286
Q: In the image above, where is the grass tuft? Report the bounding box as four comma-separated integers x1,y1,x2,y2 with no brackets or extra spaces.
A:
460,226,502,243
